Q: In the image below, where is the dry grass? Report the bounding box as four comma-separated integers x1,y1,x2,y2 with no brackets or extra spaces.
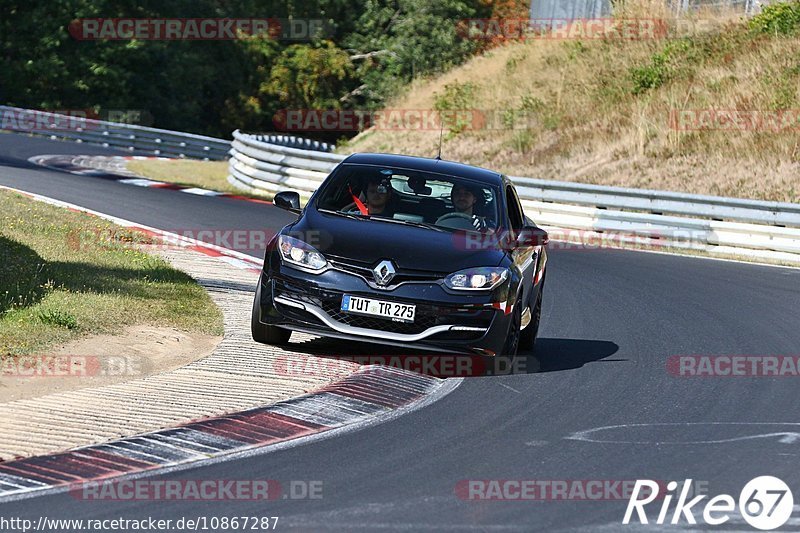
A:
126,159,272,199
343,5,800,203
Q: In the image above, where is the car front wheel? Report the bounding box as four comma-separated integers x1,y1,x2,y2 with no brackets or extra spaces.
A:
251,281,291,345
502,296,522,357
520,276,544,352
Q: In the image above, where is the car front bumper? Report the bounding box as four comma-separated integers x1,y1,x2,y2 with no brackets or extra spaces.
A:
254,260,517,356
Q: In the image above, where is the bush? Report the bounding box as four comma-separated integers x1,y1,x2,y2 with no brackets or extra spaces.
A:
433,82,478,134
434,81,478,111
629,39,692,94
749,1,800,35
37,309,78,330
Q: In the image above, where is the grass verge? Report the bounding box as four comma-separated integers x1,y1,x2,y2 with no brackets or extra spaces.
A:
0,189,224,356
126,159,272,200
126,159,316,204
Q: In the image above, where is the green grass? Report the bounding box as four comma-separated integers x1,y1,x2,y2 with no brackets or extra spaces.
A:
0,190,223,356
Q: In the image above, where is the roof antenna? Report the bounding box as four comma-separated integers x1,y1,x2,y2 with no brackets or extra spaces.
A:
435,112,444,160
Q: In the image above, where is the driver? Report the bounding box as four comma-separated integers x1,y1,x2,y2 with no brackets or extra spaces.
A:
451,183,487,230
364,176,394,216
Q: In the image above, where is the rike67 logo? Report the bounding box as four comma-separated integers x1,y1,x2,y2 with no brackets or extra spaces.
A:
624,477,794,530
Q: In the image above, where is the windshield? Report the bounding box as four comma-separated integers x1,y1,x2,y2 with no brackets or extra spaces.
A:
316,164,500,232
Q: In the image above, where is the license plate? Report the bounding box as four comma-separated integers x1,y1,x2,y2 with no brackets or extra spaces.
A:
341,295,416,323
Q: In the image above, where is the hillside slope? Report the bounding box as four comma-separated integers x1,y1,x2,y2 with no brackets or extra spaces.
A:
343,4,800,202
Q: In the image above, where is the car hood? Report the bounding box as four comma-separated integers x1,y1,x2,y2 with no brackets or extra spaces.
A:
290,208,505,272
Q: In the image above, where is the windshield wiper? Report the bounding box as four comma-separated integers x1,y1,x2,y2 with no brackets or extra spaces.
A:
319,209,368,221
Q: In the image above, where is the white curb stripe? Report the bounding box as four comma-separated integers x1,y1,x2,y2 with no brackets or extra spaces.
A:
181,187,225,196
118,178,164,187
0,473,46,489
149,429,244,452
267,393,389,427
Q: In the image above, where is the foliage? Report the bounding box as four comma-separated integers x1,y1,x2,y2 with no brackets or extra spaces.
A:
0,0,491,138
749,1,800,35
629,39,692,94
433,81,478,135
37,309,78,330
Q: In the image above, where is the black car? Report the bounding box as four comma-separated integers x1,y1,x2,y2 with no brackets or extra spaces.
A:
252,153,548,357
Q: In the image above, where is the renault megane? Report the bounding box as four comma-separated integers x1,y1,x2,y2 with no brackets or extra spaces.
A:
251,153,548,357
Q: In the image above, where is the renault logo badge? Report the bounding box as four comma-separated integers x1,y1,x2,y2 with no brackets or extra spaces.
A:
373,260,396,286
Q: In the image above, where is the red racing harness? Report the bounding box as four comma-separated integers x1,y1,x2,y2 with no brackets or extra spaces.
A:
348,185,369,215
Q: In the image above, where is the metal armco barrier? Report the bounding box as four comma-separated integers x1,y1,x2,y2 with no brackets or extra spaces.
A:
0,106,230,159
0,106,334,160
227,130,800,265
228,129,344,194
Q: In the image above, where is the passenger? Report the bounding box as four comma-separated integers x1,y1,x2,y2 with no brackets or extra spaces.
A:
346,175,395,216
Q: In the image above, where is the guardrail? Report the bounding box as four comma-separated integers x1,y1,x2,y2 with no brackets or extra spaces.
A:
228,129,344,195
228,130,800,264
238,133,335,153
0,105,230,159
0,107,334,159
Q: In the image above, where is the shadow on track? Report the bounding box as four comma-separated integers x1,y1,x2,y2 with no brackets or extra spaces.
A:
524,337,622,374
0,155,37,170
276,333,621,378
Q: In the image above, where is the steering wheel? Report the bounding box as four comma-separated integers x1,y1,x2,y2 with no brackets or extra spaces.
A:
435,212,476,230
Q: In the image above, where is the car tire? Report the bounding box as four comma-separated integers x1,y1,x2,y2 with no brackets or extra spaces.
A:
251,281,291,345
520,275,545,352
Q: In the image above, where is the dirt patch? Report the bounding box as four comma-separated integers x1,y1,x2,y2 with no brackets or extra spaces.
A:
0,325,221,402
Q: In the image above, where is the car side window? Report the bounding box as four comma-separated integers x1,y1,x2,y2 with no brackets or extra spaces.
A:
506,185,524,230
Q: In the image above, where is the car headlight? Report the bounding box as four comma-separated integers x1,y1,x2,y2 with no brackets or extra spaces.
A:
278,235,327,272
444,267,508,290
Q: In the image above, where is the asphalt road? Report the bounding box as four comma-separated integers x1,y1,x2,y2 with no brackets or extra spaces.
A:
1,133,800,531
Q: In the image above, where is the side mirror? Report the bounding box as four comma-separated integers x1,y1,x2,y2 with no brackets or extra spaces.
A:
273,191,301,213
517,225,549,247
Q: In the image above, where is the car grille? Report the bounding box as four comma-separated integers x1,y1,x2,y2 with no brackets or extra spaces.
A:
327,256,446,286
